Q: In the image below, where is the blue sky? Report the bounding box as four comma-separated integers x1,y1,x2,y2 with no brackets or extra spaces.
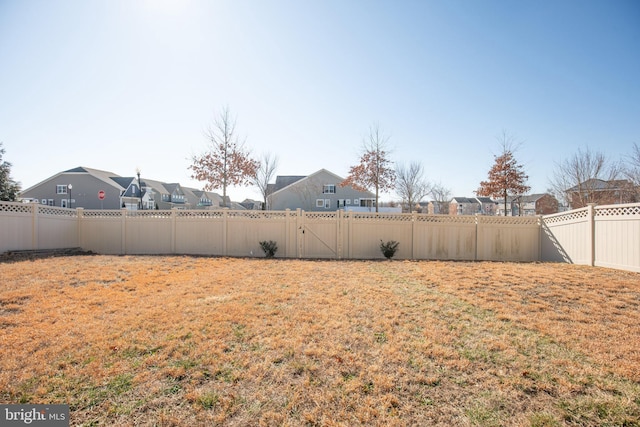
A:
1,0,639,202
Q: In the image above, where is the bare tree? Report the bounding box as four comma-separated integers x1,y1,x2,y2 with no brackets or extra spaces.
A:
624,143,640,200
550,146,622,209
290,176,323,211
190,107,259,208
341,124,396,213
253,152,278,210
477,132,530,216
430,182,451,214
395,161,431,212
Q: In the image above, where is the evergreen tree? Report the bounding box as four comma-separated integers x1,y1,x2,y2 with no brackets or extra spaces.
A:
0,143,21,201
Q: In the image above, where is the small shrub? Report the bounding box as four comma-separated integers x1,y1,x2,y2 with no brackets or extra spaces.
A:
259,240,278,258
380,240,399,259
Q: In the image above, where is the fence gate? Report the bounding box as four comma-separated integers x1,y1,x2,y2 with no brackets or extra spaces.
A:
297,211,340,259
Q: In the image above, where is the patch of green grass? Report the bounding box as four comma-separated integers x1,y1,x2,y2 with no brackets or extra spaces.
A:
529,412,561,427
108,373,133,396
196,392,219,409
465,403,501,427
559,396,640,426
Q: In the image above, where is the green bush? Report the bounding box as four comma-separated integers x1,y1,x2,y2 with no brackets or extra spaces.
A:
380,240,399,259
259,240,278,258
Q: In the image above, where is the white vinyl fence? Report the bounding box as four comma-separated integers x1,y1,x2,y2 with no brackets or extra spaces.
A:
541,203,640,272
2,201,639,271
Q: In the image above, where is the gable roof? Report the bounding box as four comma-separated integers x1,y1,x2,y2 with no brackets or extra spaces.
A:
21,166,125,194
271,175,306,193
269,169,374,197
163,183,183,194
140,178,170,195
475,197,495,204
451,197,479,204
495,193,555,203
566,179,632,192
111,177,135,189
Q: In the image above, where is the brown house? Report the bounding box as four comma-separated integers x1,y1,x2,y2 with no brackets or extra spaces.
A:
566,179,637,209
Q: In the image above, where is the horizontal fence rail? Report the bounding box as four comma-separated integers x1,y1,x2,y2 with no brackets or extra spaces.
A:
2,201,639,272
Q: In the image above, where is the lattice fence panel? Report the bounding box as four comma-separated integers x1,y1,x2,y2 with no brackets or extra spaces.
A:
0,203,32,214
38,206,77,218
305,212,338,221
595,205,640,217
83,210,124,218
125,211,172,219
478,216,540,226
176,210,225,219
414,215,476,225
543,208,589,224
350,213,413,222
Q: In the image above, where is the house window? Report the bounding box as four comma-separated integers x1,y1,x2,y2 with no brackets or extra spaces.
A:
56,185,68,194
353,198,359,205
324,199,331,209
323,184,336,194
345,199,351,205
41,199,47,205
48,199,54,206
316,199,324,208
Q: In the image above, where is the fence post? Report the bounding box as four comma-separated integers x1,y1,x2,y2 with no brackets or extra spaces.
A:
77,208,84,250
121,208,127,255
31,203,38,250
171,208,177,254
337,209,343,260
411,211,417,260
474,213,479,261
222,209,228,256
537,215,542,262
297,209,304,258
285,209,291,257
347,210,353,259
588,203,596,266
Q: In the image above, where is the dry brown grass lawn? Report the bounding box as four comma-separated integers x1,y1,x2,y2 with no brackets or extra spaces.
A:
1,255,639,426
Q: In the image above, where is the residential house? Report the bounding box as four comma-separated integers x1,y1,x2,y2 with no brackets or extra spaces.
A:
494,194,558,216
426,200,449,215
111,177,156,210
20,167,129,209
267,169,377,211
476,197,498,215
19,166,230,211
183,188,225,209
239,199,263,210
566,179,637,209
449,197,477,215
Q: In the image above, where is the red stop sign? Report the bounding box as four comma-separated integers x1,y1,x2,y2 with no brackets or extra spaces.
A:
98,190,105,200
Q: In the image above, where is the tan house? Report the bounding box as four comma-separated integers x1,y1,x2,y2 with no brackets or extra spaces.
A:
449,197,497,216
267,169,376,211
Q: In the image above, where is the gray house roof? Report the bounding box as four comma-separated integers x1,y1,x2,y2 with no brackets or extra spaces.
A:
269,170,364,197
566,179,631,192
270,175,306,193
22,166,125,194
451,197,479,204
